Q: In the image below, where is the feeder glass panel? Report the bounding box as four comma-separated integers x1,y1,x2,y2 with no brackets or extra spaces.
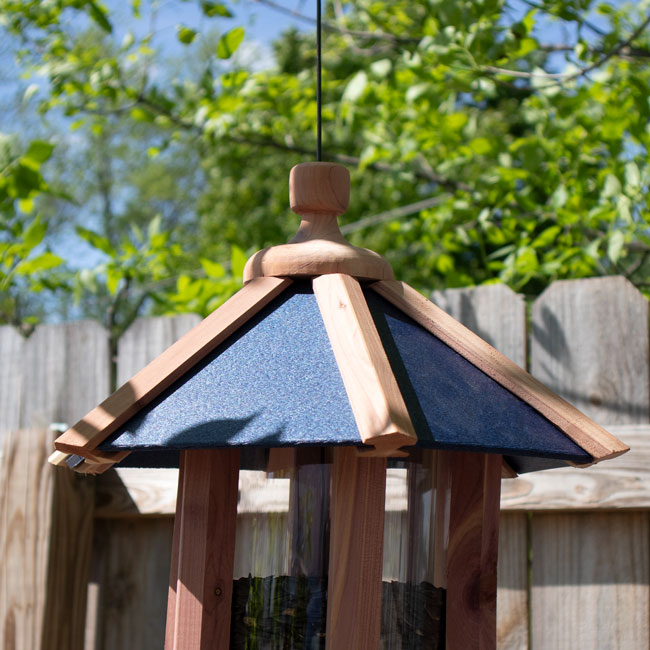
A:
381,451,447,649
231,448,330,650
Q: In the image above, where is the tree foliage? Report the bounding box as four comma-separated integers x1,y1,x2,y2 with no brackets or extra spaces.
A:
1,0,650,334
0,134,64,329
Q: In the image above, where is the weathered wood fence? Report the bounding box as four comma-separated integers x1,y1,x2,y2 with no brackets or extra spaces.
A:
1,276,648,649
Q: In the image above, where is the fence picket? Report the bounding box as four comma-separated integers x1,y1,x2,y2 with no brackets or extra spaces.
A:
116,314,200,386
19,321,110,429
530,277,650,649
0,326,24,439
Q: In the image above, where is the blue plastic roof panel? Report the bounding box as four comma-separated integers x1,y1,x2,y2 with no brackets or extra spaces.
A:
364,288,593,473
101,282,361,453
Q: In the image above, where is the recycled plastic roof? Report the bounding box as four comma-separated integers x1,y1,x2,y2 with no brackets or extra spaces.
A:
97,280,598,474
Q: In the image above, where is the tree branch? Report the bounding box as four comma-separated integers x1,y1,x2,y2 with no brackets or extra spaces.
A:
129,91,469,190
563,13,650,82
518,0,608,37
251,0,418,45
340,195,447,234
482,14,650,86
540,43,650,59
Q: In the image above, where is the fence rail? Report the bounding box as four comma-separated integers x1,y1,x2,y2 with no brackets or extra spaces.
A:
1,276,648,650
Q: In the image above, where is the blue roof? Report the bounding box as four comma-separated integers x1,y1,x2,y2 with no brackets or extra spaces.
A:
101,283,360,452
100,281,592,473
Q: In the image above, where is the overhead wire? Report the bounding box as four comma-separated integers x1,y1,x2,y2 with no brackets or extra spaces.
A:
316,0,322,161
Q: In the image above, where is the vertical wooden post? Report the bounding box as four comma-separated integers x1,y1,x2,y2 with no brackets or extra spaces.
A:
446,452,502,650
167,449,240,650
325,447,386,650
432,450,452,590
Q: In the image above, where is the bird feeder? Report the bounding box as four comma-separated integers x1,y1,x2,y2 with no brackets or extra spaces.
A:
52,163,628,650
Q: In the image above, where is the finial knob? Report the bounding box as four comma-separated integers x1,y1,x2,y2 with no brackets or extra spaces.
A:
242,162,393,283
290,162,350,216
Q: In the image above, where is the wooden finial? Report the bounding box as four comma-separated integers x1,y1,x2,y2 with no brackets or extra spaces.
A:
290,162,349,216
244,162,394,282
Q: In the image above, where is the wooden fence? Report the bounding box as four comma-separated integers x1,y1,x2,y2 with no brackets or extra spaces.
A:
1,275,648,649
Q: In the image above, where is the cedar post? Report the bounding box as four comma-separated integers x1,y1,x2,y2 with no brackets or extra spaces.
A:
446,451,502,650
325,447,386,650
166,449,240,650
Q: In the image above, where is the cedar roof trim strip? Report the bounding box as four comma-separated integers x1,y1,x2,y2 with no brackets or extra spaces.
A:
313,273,417,457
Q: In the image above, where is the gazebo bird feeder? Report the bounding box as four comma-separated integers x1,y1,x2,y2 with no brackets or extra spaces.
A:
51,162,628,650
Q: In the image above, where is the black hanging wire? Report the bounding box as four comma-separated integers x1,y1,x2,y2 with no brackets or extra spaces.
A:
316,0,322,161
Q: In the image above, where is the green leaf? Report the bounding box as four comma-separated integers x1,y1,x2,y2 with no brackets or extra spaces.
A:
130,108,155,122
603,174,621,199
18,198,34,213
15,252,62,275
148,214,162,239
624,162,640,189
468,138,491,155
106,268,121,295
23,84,39,103
177,26,197,44
87,0,113,33
370,59,391,78
585,238,602,259
532,225,561,249
514,247,538,274
23,141,54,166
405,83,428,103
13,164,43,197
445,113,468,130
76,226,116,257
201,258,226,278
608,230,625,263
230,244,247,277
217,27,245,59
550,184,568,209
78,269,99,293
23,217,47,250
342,71,368,103
202,1,232,17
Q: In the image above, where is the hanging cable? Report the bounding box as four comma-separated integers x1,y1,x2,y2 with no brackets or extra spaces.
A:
316,0,322,161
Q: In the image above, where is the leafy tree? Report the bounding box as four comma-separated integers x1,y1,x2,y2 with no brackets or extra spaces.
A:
1,0,650,332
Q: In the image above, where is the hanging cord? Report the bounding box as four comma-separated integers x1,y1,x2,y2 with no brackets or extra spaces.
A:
316,0,322,161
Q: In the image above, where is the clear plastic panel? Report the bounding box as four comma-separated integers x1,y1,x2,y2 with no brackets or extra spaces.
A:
381,450,448,649
231,448,330,649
